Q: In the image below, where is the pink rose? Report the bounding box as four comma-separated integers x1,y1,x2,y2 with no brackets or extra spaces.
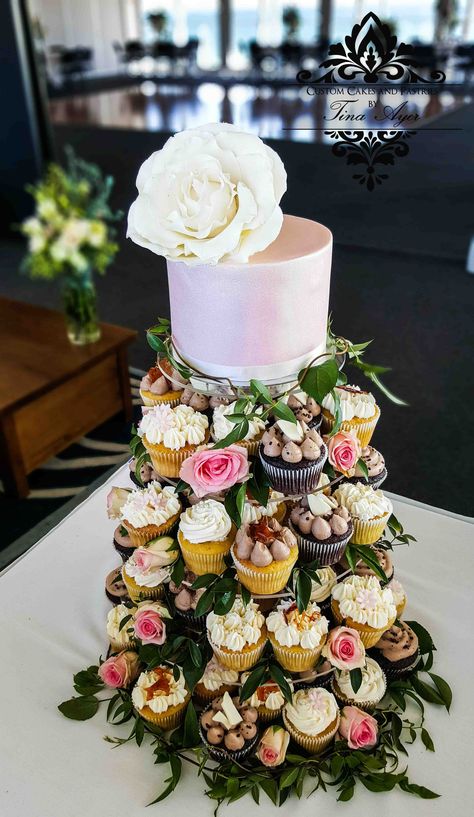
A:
134,604,167,645
106,487,131,519
257,725,290,767
327,431,361,476
98,651,140,688
322,626,366,670
338,706,378,749
179,445,249,498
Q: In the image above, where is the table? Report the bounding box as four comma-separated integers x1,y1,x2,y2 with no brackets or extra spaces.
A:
0,298,136,497
0,463,472,817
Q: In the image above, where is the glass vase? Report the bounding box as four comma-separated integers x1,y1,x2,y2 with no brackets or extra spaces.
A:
62,270,101,346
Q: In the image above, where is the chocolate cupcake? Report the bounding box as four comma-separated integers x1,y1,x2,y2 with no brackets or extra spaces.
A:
113,524,136,562
199,692,259,761
168,567,207,629
342,445,387,491
292,659,334,691
289,493,353,565
259,420,327,496
105,567,130,604
285,393,322,431
355,546,394,582
370,621,420,679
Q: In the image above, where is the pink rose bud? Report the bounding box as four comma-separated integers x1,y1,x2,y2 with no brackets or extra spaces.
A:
98,651,140,688
327,431,361,476
338,706,378,749
322,626,366,670
133,548,155,572
179,445,249,498
257,725,290,767
106,487,131,519
134,604,167,645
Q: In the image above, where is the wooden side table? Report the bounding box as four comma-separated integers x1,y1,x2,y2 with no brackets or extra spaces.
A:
0,298,137,498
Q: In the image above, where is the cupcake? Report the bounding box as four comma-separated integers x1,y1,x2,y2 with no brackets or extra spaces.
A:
293,659,334,690
107,602,137,651
240,673,293,723
128,457,162,489
331,575,396,648
286,392,322,430
178,499,236,575
139,359,185,407
333,482,392,545
259,420,327,496
231,516,298,595
309,567,338,617
343,446,387,490
139,404,209,477
321,385,380,447
193,659,239,705
180,386,211,416
122,536,178,602
387,578,406,618
132,664,190,730
206,597,266,671
168,567,207,627
266,600,329,672
331,656,387,712
241,489,287,526
355,546,394,582
113,524,136,562
370,621,420,679
283,687,340,753
289,492,353,565
199,692,259,761
105,567,130,605
112,482,182,547
211,403,265,456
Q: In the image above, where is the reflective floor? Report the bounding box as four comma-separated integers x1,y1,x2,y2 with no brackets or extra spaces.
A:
49,81,472,142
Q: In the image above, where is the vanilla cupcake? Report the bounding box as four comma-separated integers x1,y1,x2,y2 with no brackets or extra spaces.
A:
355,546,394,581
333,482,392,545
322,385,379,447
331,656,387,712
331,575,396,647
178,499,236,575
139,360,185,407
267,599,329,672
241,489,287,526
211,403,265,456
283,687,340,753
132,664,190,730
289,492,353,565
387,578,406,618
122,536,178,602
117,482,182,547
206,597,266,671
309,567,338,616
240,673,293,722
107,602,137,651
231,516,298,595
139,404,209,477
259,420,327,495
193,659,239,705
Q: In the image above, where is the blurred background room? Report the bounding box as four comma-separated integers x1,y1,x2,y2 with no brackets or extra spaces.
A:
1,0,473,560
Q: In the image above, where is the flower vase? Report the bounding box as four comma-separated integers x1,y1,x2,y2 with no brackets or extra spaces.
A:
62,270,101,345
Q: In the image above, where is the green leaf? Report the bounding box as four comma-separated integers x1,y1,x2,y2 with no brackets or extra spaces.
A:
366,373,408,407
428,672,452,711
147,755,182,805
146,331,166,354
273,401,297,424
183,701,200,748
58,695,99,721
299,358,339,403
247,458,271,507
170,557,185,587
214,588,236,615
212,419,249,449
387,513,402,535
354,545,387,584
295,569,312,612
421,728,435,751
349,667,362,694
269,663,293,703
280,767,299,789
405,620,436,655
241,585,251,606
135,716,145,746
337,786,354,802
118,614,133,632
235,481,247,523
240,663,267,703
411,676,444,706
398,779,440,799
189,641,202,668
251,786,260,805
249,379,272,404
260,778,279,806
356,457,369,481
191,573,218,590
195,587,215,618
344,544,357,573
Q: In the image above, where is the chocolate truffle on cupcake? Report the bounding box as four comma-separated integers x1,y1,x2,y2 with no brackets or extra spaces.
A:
193,659,239,705
168,567,206,627
178,499,236,576
139,404,209,478
283,687,340,753
267,599,329,672
343,445,387,490
180,385,211,414
370,621,420,679
289,492,353,565
199,691,259,761
331,656,386,712
211,403,265,456
240,673,293,722
355,546,394,582
285,393,322,430
206,597,266,671
322,385,380,448
108,482,181,548
331,574,396,648
139,359,186,408
259,420,327,496
333,482,392,545
231,516,298,595
132,664,190,730
122,536,179,602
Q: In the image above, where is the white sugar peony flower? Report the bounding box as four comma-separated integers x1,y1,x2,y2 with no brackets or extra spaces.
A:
127,122,287,265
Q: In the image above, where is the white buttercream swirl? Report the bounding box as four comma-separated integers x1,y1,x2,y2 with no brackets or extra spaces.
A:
139,404,208,449
333,482,392,522
388,578,406,607
322,385,377,420
336,657,386,702
123,557,172,588
121,482,181,528
267,600,328,649
179,499,232,544
310,567,337,603
199,659,239,691
284,687,338,737
131,666,187,713
332,575,396,629
240,673,293,711
241,490,285,525
212,403,265,442
106,603,137,645
207,597,265,651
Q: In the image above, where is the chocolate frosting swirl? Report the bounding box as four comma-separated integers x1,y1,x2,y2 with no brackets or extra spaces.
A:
375,621,418,661
356,446,385,478
355,547,392,579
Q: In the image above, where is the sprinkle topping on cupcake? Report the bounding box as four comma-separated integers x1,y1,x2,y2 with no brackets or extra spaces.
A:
139,404,209,449
132,665,187,713
120,483,181,528
207,597,265,652
267,600,329,649
179,499,232,544
234,516,297,566
335,656,386,702
332,575,396,629
284,687,338,737
322,386,377,420
333,482,392,521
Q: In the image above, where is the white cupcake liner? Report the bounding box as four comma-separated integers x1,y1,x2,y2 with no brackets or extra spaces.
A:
259,444,327,496
289,522,352,566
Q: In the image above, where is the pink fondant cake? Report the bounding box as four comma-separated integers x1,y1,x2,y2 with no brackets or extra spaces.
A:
167,215,332,384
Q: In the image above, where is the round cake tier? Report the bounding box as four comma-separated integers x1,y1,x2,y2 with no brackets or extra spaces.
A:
167,215,332,385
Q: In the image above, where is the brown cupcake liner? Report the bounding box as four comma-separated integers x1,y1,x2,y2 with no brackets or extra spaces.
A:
330,672,386,713
331,600,395,647
283,708,340,753
268,631,326,672
289,522,352,566
350,514,390,546
258,443,327,496
199,703,260,762
322,407,380,449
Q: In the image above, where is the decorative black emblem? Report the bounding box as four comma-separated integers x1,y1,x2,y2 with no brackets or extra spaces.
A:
297,12,446,85
325,130,415,191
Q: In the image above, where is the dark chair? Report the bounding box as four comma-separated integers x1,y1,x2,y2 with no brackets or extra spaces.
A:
58,47,93,82
281,41,303,66
124,40,147,62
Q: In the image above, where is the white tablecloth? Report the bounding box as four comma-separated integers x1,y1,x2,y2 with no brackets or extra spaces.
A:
1,465,472,817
